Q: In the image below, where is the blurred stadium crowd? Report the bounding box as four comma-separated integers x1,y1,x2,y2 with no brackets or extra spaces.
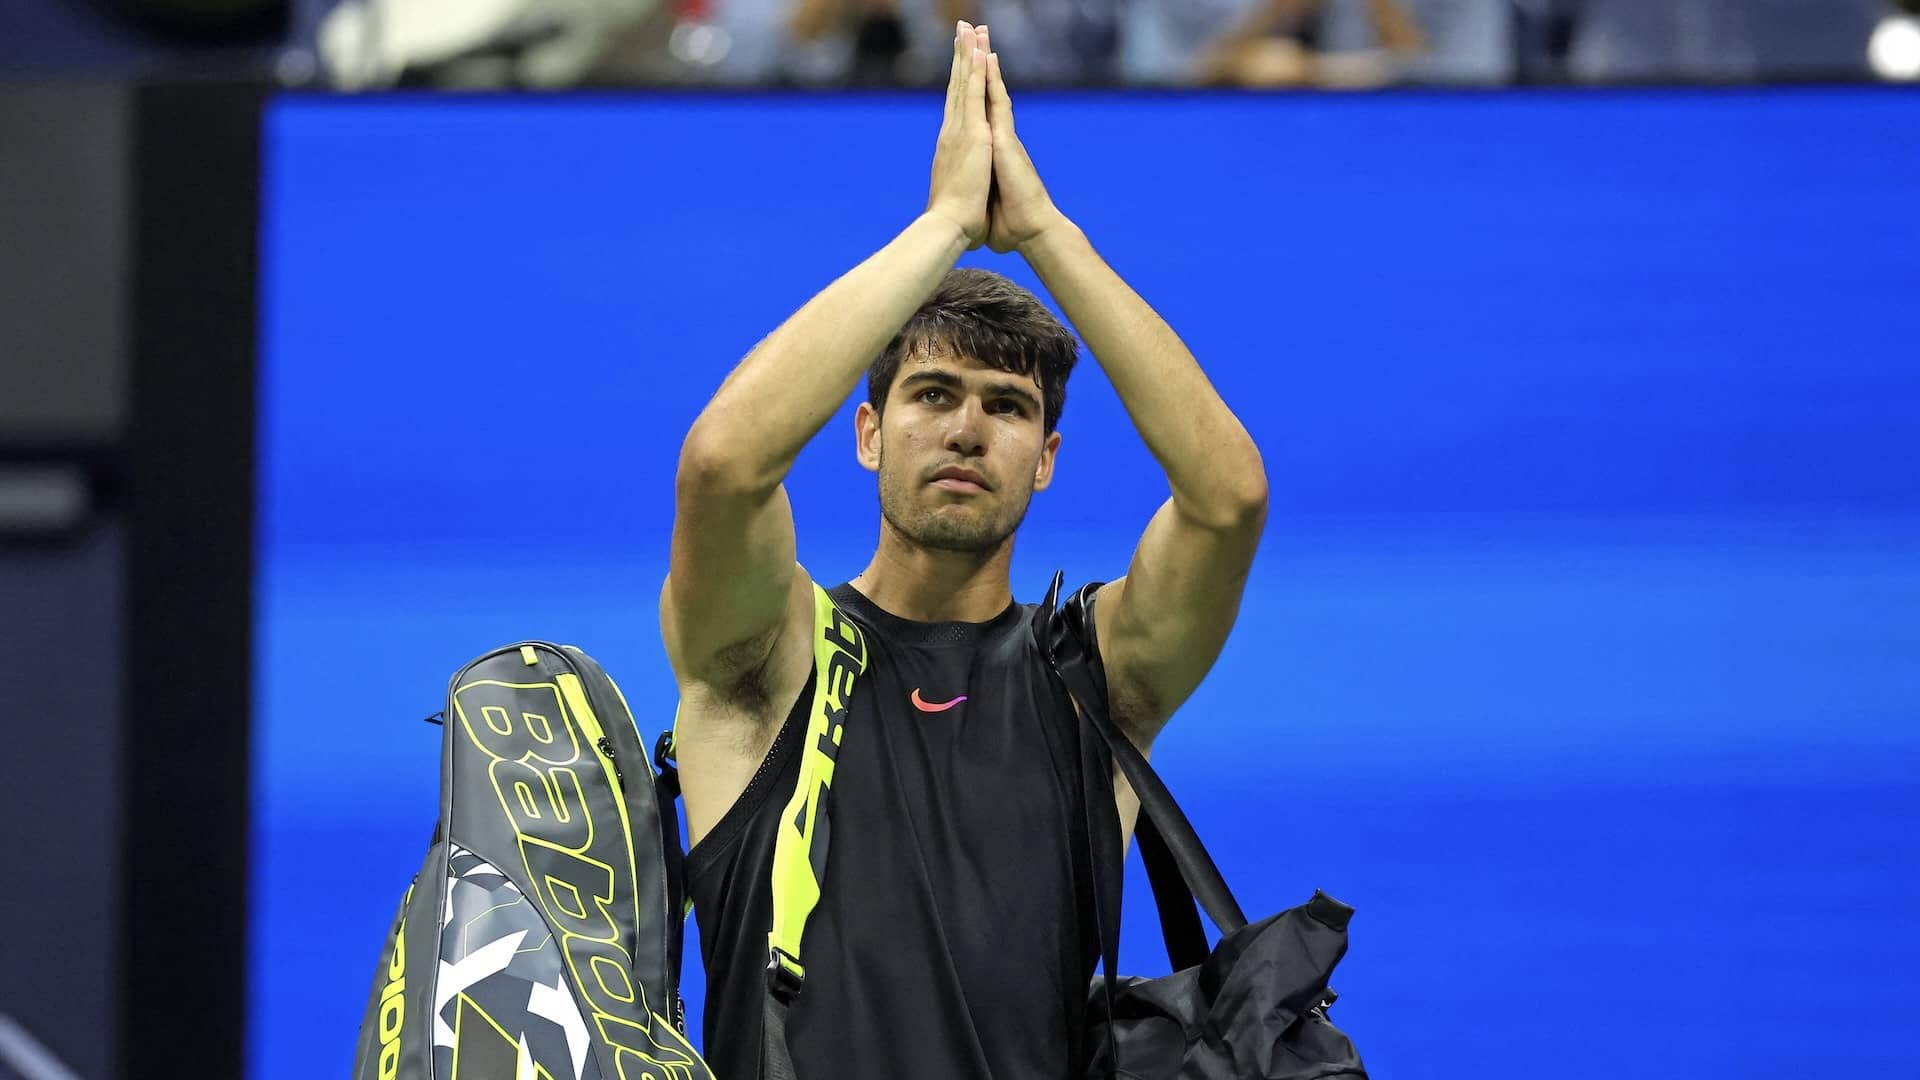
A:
299,0,1904,89
8,0,1915,89
305,0,1914,90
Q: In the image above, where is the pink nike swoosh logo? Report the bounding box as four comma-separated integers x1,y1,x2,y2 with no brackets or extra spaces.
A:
910,688,968,713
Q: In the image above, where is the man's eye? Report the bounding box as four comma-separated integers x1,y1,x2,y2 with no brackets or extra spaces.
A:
919,388,948,404
991,400,1024,415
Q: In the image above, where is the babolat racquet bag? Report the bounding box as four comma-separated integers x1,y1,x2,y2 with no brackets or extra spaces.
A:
351,642,711,1080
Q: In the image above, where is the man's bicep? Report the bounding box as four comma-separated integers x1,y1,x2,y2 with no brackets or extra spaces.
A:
662,477,805,683
1095,497,1262,742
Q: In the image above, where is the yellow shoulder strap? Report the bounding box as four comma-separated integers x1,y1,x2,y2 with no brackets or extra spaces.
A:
766,583,868,993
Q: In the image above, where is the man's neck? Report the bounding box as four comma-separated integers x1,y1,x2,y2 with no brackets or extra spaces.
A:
850,519,1016,623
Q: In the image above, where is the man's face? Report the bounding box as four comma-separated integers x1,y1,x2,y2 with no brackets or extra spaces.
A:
857,350,1060,554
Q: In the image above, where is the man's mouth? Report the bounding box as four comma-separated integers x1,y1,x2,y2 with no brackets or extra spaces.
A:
930,466,990,493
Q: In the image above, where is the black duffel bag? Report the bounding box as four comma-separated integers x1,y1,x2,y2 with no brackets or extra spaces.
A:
1035,574,1369,1080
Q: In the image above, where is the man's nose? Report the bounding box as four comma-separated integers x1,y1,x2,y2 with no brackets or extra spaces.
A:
944,398,986,456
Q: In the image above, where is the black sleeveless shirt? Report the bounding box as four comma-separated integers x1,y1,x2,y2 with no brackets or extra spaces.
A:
685,583,1104,1079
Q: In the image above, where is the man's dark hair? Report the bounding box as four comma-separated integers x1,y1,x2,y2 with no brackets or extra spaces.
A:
868,268,1079,433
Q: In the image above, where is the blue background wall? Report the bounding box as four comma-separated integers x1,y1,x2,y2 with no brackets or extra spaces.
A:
255,88,1920,1077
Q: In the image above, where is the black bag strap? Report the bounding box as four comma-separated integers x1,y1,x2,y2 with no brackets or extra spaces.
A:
653,728,690,996
1040,573,1247,972
1080,702,1124,1072
1040,573,1123,1077
1134,812,1210,971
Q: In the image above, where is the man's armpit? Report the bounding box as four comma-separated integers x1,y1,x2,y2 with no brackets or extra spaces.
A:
707,628,783,715
1106,668,1166,749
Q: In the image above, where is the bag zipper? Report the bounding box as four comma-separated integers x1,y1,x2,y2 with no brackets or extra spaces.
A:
597,735,626,789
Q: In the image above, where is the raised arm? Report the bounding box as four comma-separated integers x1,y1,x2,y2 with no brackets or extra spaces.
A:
982,40,1268,748
663,23,995,694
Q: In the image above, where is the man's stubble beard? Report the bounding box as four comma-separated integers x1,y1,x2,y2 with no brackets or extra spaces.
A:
876,447,1034,555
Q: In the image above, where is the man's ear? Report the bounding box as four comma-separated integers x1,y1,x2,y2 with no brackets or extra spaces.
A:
855,401,882,473
1032,430,1062,492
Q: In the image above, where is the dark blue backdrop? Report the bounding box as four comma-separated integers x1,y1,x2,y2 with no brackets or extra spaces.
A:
255,88,1920,1078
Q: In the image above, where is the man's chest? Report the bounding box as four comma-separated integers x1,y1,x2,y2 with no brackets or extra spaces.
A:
832,638,1079,849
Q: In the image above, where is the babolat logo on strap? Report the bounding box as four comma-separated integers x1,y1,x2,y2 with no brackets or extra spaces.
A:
767,586,869,990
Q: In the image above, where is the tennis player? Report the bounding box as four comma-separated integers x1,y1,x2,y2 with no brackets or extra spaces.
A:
663,22,1268,1077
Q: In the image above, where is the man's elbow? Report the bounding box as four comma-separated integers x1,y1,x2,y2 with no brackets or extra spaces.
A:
1176,460,1267,533
676,423,778,500
1210,448,1270,530
1221,470,1270,532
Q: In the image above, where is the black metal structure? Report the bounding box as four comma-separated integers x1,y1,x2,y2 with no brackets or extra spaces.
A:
120,80,263,1080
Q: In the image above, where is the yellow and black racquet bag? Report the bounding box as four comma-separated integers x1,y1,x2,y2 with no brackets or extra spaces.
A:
350,642,712,1080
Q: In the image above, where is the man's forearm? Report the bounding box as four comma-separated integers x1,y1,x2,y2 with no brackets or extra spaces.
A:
682,213,970,492
1021,220,1267,527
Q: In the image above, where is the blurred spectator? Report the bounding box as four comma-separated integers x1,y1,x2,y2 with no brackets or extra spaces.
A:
678,0,938,86
1561,0,1886,82
316,0,659,88
1563,0,1762,80
786,0,935,84
775,0,1114,86
936,1,1122,84
681,0,851,84
1118,0,1429,88
1360,0,1514,84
